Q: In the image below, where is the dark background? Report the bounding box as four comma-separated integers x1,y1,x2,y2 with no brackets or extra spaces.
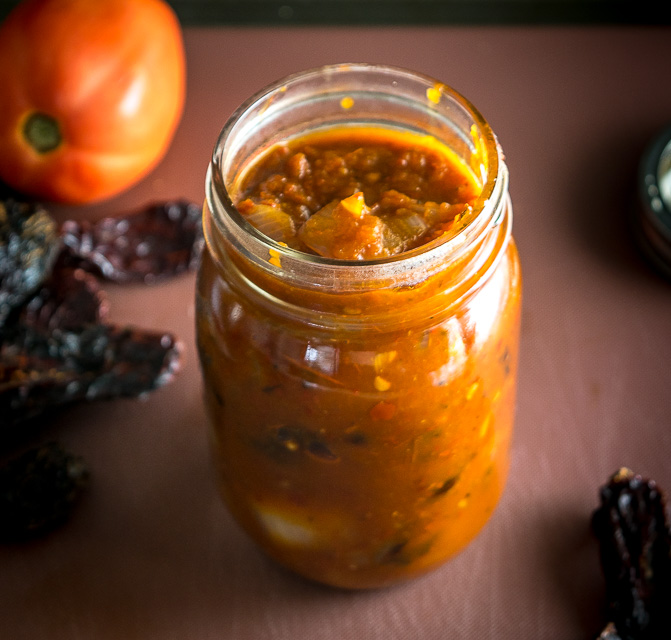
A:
0,0,666,25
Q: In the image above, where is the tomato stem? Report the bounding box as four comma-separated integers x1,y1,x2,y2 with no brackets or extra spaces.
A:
23,112,62,153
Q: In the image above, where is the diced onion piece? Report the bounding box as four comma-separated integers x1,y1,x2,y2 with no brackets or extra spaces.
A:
386,213,430,248
252,501,352,549
242,204,296,243
255,505,317,547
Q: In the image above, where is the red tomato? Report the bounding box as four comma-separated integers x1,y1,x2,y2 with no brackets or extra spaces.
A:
0,0,186,204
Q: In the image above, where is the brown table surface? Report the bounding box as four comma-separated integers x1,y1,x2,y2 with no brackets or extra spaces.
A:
2,25,671,640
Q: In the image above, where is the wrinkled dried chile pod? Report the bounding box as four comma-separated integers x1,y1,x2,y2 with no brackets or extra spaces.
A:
60,199,203,284
0,199,61,325
19,261,109,332
1,323,182,427
0,442,89,542
592,468,671,639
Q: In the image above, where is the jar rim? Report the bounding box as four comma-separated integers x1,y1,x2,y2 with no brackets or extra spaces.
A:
206,62,507,289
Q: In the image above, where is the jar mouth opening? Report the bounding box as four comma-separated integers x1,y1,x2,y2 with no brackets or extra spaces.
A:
208,63,505,278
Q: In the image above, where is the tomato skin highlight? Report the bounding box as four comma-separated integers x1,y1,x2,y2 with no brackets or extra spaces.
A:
0,0,186,204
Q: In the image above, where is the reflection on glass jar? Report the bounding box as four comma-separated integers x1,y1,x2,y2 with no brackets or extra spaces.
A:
197,64,522,589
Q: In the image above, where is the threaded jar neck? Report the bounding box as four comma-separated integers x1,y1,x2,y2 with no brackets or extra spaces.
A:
205,63,510,316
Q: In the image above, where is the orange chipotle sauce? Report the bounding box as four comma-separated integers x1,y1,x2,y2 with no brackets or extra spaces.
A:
235,127,479,260
197,125,521,588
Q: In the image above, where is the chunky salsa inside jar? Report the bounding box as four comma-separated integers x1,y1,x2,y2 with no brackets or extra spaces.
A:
233,127,481,260
198,123,520,589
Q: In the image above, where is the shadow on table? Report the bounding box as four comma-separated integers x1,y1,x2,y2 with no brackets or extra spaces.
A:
566,127,670,287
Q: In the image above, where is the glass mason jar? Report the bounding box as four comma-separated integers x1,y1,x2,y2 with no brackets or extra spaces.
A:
197,64,522,589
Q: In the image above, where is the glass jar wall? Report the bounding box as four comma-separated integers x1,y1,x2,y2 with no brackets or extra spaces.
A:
197,64,522,589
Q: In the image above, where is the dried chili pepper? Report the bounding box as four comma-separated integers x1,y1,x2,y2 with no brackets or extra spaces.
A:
1,323,182,427
0,197,203,428
60,199,203,284
592,468,671,640
19,262,109,332
0,199,61,326
0,199,203,427
0,442,89,542
0,196,199,537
